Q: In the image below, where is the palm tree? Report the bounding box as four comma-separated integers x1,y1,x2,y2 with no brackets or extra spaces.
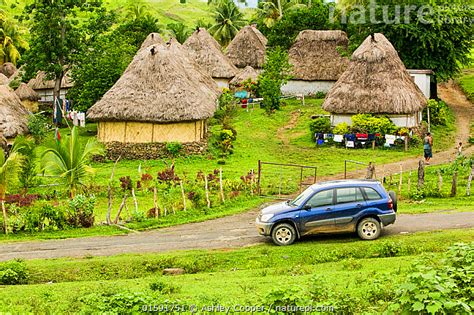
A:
125,0,150,21
167,22,191,44
256,0,305,28
0,139,24,234
209,0,245,46
0,10,28,65
41,127,104,198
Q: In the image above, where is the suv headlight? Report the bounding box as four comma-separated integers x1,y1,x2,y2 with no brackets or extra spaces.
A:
260,213,274,222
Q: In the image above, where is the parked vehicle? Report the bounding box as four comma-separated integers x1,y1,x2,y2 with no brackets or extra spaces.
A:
255,180,397,245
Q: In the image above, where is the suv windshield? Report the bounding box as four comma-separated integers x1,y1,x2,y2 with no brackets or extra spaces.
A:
289,187,314,207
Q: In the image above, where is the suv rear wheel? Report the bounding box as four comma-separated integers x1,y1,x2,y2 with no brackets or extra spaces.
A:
271,223,296,246
357,217,381,240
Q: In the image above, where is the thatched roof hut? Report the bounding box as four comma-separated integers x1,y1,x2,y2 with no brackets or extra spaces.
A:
87,40,219,145
183,28,237,83
0,73,8,85
229,66,258,90
15,83,40,113
322,33,427,128
27,71,74,90
0,85,29,139
226,25,267,69
289,30,349,81
140,33,164,50
15,83,40,102
0,62,16,78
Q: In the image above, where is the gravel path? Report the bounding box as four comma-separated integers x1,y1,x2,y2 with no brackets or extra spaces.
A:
0,211,473,261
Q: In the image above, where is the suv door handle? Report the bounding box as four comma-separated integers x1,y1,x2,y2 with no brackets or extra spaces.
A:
356,204,363,208
325,207,332,211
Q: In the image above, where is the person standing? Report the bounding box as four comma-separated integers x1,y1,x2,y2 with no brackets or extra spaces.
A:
424,132,433,164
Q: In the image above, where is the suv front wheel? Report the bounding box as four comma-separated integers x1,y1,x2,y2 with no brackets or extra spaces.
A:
271,223,296,246
357,217,381,240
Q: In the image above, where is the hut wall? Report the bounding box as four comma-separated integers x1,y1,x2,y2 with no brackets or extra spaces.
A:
214,78,230,89
407,72,431,99
36,88,69,103
97,120,206,143
281,80,335,96
21,100,39,113
330,113,422,128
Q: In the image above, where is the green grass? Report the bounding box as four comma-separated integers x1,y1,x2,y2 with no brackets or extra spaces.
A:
459,68,474,102
0,229,472,313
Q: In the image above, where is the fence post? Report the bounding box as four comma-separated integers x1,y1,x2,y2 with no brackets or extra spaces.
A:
257,160,262,195
314,167,317,184
180,180,187,211
407,171,411,194
450,171,458,197
219,168,225,203
204,175,211,208
467,165,474,196
418,160,425,189
437,169,443,194
398,164,403,197
344,160,347,179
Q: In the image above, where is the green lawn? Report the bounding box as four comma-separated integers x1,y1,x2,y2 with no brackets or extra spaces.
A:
0,229,472,313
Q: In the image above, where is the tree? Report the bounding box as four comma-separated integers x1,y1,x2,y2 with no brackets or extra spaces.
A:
255,0,307,28
258,47,292,113
209,0,245,46
343,0,473,80
22,0,101,103
262,1,339,49
41,127,104,198
68,8,159,112
167,22,191,44
0,10,28,65
0,139,24,234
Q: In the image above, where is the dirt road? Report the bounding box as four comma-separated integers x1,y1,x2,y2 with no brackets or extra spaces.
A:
0,211,473,261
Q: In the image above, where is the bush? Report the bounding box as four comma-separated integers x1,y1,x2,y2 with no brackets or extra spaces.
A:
0,259,29,285
68,195,96,228
314,91,326,99
309,117,331,136
333,122,349,135
351,114,397,134
423,100,450,126
214,91,238,126
389,242,474,314
165,142,183,157
214,129,236,157
23,204,68,232
27,114,49,144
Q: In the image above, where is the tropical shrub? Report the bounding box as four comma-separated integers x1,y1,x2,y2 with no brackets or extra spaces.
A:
309,117,331,136
165,142,183,157
351,114,397,134
67,194,96,228
214,91,238,126
0,259,29,285
41,126,104,198
423,99,450,126
27,114,49,144
23,204,68,232
333,122,349,135
389,242,473,314
215,129,236,157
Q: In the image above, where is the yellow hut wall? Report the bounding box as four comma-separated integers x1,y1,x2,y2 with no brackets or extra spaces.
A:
97,120,205,143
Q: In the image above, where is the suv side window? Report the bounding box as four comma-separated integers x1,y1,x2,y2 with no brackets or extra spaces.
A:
306,189,334,208
362,187,383,200
336,187,365,204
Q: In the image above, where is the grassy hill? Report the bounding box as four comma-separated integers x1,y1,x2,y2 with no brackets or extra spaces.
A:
2,0,215,27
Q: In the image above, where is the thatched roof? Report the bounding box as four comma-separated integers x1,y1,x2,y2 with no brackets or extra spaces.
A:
140,33,164,50
183,28,237,79
0,73,8,85
15,83,40,101
226,25,267,69
0,85,29,138
87,41,219,123
289,30,349,81
229,66,258,88
0,62,17,78
322,33,427,115
27,71,74,90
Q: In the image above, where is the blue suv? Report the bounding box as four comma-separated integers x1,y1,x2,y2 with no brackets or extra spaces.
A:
255,180,397,245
